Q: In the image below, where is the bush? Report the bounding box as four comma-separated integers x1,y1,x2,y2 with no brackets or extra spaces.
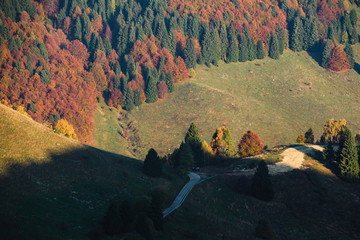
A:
251,161,274,201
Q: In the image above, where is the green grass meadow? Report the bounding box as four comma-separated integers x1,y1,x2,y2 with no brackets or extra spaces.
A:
120,47,360,158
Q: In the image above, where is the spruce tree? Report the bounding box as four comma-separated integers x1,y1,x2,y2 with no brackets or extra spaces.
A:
304,128,315,144
308,19,319,50
165,71,174,92
227,23,239,62
238,34,248,62
123,88,135,111
143,148,162,177
251,161,274,201
276,26,286,54
321,40,332,68
184,38,196,69
350,9,358,26
344,43,355,69
269,32,279,59
219,21,228,60
339,128,359,180
73,16,82,40
174,142,194,177
290,16,304,51
339,127,359,180
185,123,204,166
257,40,265,59
145,74,158,103
210,29,221,65
200,26,212,66
134,89,142,106
105,37,112,56
155,20,169,49
323,140,335,162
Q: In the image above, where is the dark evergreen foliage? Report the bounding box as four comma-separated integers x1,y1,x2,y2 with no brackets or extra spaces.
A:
321,40,332,68
344,43,355,69
304,128,314,144
290,17,304,52
174,142,194,177
269,32,279,59
185,123,204,166
323,140,335,162
123,87,135,111
184,38,196,69
143,148,162,177
227,23,239,62
165,71,174,92
257,40,265,59
339,127,359,180
134,89,142,106
251,161,274,201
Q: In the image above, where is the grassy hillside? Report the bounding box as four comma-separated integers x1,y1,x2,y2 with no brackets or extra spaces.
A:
0,104,179,240
112,47,360,158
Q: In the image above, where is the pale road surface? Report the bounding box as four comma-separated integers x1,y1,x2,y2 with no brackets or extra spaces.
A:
163,172,200,218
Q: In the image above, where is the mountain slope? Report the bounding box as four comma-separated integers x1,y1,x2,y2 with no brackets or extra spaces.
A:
0,103,172,240
123,48,360,158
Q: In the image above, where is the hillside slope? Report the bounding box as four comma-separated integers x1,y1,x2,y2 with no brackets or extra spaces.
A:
0,104,172,240
123,48,360,158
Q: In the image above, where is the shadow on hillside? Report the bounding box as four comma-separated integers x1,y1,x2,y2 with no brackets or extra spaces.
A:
306,49,322,67
353,62,360,75
0,146,144,240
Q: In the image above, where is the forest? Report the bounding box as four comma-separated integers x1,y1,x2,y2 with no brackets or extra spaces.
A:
0,0,359,141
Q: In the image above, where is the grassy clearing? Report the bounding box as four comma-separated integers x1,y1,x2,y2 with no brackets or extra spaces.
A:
92,102,133,157
123,47,360,159
0,103,182,239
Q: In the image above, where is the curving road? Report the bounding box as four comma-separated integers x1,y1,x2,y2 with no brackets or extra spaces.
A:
163,172,200,218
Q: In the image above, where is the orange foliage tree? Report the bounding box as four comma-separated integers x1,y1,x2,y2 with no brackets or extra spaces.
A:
327,45,350,72
238,130,264,157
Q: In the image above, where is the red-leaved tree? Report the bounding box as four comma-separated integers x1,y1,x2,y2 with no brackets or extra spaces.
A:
328,45,350,72
238,130,264,157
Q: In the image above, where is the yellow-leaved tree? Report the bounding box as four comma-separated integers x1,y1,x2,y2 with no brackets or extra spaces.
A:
55,119,78,140
322,119,346,143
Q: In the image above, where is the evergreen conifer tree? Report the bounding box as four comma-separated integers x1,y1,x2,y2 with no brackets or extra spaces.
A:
344,43,355,69
290,16,304,51
155,20,169,49
219,21,228,60
269,32,279,59
200,26,212,66
123,88,135,111
105,37,112,56
143,148,162,177
227,23,239,62
210,29,221,65
257,40,265,59
238,34,248,62
251,161,274,201
321,40,333,68
185,123,204,166
165,71,174,92
305,128,315,144
145,74,158,103
323,140,335,162
339,127,359,180
73,16,82,40
174,142,194,177
184,38,196,69
134,89,142,106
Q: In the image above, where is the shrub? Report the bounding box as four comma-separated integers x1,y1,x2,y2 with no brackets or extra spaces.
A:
238,130,264,157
